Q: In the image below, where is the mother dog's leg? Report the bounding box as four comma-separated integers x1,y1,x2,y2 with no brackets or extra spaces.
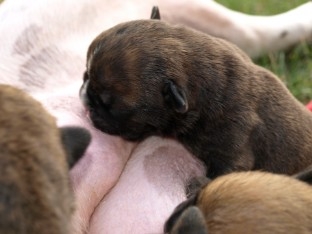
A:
159,0,312,58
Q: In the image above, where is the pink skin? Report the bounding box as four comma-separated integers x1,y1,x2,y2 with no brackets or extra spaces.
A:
0,0,206,228
33,82,205,234
89,137,205,234
33,84,138,233
1,0,312,233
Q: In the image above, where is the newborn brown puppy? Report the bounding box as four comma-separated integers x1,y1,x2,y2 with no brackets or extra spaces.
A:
165,170,312,234
0,84,91,234
80,19,312,178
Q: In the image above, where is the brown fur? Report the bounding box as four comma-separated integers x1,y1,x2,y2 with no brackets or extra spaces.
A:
0,84,90,234
80,19,312,178
165,171,312,234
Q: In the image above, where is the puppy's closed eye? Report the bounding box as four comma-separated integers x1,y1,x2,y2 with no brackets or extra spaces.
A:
86,87,102,107
99,92,113,107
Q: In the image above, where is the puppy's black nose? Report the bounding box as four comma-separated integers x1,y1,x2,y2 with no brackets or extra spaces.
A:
81,80,106,111
83,70,89,82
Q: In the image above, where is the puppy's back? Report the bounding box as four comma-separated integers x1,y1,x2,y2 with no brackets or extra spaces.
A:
0,85,73,234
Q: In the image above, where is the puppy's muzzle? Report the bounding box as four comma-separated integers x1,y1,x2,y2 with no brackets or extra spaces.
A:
79,79,109,115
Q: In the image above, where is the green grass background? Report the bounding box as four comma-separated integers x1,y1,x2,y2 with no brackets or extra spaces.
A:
216,0,312,104
0,0,310,103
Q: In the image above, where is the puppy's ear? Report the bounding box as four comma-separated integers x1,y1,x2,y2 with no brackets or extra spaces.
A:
169,206,208,234
164,195,197,233
293,166,312,185
163,80,188,113
60,127,91,168
150,6,161,20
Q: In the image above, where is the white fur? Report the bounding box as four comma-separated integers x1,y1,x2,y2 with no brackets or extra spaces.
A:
0,0,311,233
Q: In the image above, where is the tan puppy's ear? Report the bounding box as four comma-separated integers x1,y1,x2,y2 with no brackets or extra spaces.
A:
163,80,188,113
164,195,197,233
60,127,91,168
169,206,208,234
293,166,312,185
150,6,161,20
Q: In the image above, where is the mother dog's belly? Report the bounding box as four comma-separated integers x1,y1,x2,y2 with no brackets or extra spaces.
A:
34,83,205,233
89,137,205,234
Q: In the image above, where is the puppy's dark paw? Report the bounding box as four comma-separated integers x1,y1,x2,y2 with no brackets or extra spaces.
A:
293,165,312,185
164,195,197,233
168,206,208,234
60,127,91,168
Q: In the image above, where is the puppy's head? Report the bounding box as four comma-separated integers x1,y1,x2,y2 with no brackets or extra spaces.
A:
0,84,91,232
80,20,199,141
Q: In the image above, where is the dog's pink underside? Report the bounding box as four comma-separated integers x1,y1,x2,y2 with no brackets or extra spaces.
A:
0,0,311,233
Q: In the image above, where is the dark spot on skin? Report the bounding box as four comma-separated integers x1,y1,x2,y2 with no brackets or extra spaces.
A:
143,140,205,196
19,47,56,89
13,24,42,56
280,30,288,38
19,46,83,91
19,52,46,89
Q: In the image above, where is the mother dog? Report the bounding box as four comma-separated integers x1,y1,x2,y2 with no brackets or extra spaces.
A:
1,0,312,233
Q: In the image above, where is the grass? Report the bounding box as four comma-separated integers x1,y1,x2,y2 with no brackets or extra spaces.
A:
216,0,312,104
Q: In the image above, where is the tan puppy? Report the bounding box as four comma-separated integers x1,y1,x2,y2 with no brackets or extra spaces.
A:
0,85,91,234
165,170,312,234
80,19,312,178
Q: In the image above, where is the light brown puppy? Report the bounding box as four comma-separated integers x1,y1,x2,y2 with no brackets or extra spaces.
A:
80,19,312,178
165,170,312,234
0,85,91,234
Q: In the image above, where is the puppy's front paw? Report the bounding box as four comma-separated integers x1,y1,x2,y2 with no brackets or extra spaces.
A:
60,127,91,168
